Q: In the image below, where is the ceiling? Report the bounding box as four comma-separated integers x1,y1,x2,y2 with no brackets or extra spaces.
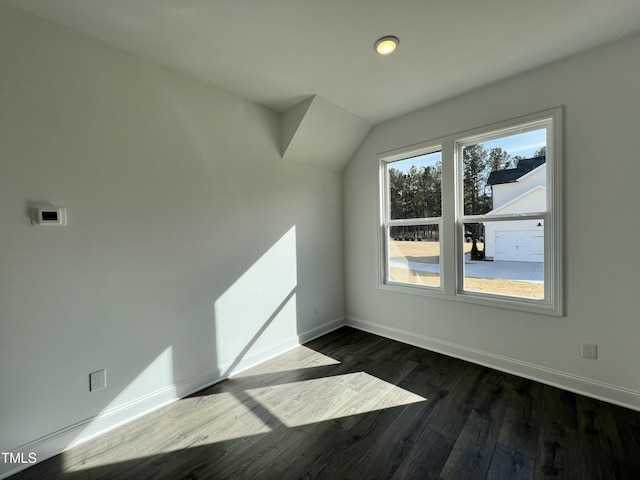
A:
5,0,640,125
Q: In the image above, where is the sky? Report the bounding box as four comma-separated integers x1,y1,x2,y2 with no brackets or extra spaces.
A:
481,129,546,158
389,128,546,173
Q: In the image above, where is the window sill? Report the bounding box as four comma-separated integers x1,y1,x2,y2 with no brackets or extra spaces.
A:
378,281,562,317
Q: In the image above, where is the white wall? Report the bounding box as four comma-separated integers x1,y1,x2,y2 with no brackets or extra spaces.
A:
344,33,640,409
0,6,344,475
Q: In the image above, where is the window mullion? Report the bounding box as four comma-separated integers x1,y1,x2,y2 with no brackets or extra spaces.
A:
440,140,457,296
459,212,548,224
387,218,441,227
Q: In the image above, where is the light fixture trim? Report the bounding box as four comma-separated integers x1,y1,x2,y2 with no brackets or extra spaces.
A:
374,35,399,55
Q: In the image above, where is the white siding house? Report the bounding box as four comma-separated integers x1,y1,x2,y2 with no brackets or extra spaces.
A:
484,158,546,262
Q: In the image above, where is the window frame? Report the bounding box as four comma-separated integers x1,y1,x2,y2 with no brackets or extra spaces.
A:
378,108,563,316
381,144,444,291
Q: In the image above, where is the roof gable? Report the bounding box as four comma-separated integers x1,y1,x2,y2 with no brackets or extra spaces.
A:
487,185,546,215
487,156,546,186
516,162,546,183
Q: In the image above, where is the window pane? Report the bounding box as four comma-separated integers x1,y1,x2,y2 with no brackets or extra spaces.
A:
388,151,441,219
463,220,544,299
463,129,546,216
388,225,440,287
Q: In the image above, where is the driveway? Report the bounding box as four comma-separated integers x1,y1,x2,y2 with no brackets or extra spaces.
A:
390,254,543,283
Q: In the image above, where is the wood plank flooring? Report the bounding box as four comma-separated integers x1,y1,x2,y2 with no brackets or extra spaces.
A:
10,327,640,479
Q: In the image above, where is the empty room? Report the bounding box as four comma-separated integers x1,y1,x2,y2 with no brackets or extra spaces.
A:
1,1,640,479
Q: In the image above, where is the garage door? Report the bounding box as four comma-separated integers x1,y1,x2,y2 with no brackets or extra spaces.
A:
495,230,543,262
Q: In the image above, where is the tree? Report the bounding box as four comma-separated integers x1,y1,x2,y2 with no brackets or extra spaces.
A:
388,168,408,220
388,163,443,240
487,147,512,172
426,161,442,218
463,144,490,215
513,155,526,166
417,161,441,219
534,146,546,157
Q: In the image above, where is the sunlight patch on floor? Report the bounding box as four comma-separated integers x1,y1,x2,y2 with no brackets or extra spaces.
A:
64,391,271,472
63,370,425,473
232,345,341,378
246,372,426,427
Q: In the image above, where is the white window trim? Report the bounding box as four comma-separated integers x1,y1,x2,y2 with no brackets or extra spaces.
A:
380,144,444,292
377,107,563,316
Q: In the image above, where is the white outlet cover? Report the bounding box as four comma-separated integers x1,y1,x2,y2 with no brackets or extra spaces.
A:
90,369,106,391
581,342,597,360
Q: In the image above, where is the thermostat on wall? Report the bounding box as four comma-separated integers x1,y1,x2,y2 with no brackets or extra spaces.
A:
31,206,67,226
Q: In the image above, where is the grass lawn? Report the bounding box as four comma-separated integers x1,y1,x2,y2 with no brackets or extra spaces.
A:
388,238,480,261
388,240,544,299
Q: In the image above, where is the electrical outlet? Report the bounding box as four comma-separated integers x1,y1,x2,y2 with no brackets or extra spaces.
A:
581,342,597,360
90,369,106,391
313,304,319,315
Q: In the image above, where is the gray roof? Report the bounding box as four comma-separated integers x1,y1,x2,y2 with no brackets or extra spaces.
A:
486,156,546,186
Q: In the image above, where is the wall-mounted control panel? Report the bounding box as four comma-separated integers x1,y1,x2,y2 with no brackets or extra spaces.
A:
31,206,67,226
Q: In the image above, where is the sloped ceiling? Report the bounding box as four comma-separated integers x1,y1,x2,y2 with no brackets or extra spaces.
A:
281,95,371,171
4,0,640,169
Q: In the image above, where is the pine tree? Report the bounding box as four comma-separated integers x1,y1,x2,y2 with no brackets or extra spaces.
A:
463,144,489,215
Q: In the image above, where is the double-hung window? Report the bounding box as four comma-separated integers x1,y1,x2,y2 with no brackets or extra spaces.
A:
380,108,562,315
382,147,443,288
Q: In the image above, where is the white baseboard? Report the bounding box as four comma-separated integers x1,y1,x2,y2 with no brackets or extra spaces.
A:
218,317,346,378
1,318,345,480
1,368,222,479
297,317,347,344
346,316,640,412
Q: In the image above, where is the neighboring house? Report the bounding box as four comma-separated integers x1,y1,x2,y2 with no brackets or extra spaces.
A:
484,156,546,262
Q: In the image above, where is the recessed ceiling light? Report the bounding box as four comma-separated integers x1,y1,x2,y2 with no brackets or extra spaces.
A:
374,36,399,55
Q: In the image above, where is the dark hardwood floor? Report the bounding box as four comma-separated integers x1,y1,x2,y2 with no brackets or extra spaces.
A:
10,327,640,479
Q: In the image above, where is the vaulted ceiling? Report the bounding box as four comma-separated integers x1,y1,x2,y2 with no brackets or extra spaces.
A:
5,0,640,168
